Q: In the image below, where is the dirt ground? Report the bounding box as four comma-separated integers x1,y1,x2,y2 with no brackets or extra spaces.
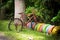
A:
0,32,9,40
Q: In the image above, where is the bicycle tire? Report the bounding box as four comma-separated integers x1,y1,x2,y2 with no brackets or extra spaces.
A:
8,18,23,32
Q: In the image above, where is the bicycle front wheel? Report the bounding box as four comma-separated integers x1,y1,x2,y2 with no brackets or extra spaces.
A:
8,18,23,32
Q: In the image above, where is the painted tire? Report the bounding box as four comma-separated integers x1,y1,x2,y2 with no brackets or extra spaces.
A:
38,24,44,31
34,23,40,30
39,24,45,32
32,22,36,29
46,25,52,33
51,26,60,35
36,23,40,30
27,22,31,28
37,24,41,31
48,25,55,34
43,24,50,33
37,24,43,31
27,22,29,28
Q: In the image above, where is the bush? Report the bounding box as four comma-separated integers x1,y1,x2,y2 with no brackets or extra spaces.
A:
51,10,60,25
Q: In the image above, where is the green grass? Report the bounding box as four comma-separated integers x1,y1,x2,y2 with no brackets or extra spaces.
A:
0,20,60,40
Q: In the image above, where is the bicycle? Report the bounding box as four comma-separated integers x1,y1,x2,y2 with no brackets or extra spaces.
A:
8,12,37,32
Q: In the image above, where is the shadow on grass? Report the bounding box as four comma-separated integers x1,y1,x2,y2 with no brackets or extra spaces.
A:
44,34,60,40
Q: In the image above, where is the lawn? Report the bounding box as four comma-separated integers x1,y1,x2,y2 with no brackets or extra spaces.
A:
0,20,60,40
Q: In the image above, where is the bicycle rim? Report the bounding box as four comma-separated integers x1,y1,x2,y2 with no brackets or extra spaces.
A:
8,19,23,32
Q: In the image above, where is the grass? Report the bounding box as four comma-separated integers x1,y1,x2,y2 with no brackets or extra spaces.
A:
0,20,60,40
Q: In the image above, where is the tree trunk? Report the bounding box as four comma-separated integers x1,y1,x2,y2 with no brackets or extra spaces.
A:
0,0,5,20
0,8,5,20
14,0,25,18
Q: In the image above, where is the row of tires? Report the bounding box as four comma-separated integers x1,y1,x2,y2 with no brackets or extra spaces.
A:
27,22,60,35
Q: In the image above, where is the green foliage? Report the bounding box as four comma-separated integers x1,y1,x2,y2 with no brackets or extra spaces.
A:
25,4,51,23
25,0,60,25
0,0,14,19
51,10,60,23
25,6,34,14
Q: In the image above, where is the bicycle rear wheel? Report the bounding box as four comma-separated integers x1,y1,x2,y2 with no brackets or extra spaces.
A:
8,18,23,32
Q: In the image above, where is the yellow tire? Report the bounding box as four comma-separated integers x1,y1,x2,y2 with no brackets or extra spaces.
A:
51,26,60,35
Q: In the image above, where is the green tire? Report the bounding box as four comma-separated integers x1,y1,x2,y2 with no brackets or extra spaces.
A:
34,23,40,30
42,24,50,33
